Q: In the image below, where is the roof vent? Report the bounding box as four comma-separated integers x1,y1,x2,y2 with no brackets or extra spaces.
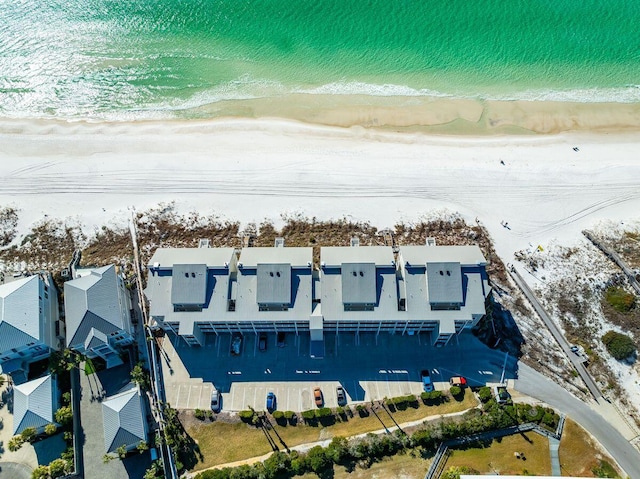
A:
350,237,360,247
274,237,285,248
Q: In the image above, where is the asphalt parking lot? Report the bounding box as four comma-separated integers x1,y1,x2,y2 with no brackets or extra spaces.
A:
160,330,517,412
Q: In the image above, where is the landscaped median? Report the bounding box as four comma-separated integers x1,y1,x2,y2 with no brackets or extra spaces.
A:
185,389,478,472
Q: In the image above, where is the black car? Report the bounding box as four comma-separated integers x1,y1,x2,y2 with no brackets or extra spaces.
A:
258,333,267,352
277,332,286,348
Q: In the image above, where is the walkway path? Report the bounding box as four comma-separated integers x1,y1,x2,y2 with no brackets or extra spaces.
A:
583,229,640,295
509,267,603,402
548,436,560,476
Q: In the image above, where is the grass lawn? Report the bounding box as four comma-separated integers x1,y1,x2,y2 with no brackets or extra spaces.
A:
299,452,431,479
443,432,551,476
84,359,96,375
559,418,622,477
188,392,477,471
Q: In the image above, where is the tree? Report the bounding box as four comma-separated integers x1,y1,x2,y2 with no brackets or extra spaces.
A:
48,458,68,478
20,427,37,443
131,362,150,390
137,440,150,453
55,406,73,426
8,436,24,451
307,445,332,473
326,436,349,463
602,330,636,360
263,450,291,478
31,465,49,479
45,423,58,435
116,444,128,459
144,461,166,479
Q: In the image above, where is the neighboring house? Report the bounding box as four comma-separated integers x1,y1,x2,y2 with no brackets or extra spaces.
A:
0,274,60,381
12,374,59,435
102,384,147,453
64,265,133,369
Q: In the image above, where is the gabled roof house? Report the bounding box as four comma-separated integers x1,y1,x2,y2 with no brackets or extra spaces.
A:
64,265,133,369
0,274,59,380
102,384,148,453
12,374,58,435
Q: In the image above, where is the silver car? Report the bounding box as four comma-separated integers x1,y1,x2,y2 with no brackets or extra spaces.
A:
211,389,221,412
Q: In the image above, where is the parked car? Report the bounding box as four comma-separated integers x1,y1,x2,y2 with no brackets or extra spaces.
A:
266,392,276,411
336,386,346,405
313,387,324,407
211,389,221,412
449,376,467,387
231,333,243,356
258,333,267,352
421,369,434,392
277,332,286,348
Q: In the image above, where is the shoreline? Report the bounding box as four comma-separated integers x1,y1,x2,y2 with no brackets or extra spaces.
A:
2,95,640,135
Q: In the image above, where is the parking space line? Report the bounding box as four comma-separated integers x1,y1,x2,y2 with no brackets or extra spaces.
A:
253,388,257,411
242,388,246,411
175,384,182,407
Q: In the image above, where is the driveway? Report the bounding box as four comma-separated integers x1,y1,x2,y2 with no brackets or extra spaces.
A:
0,462,31,479
77,364,151,479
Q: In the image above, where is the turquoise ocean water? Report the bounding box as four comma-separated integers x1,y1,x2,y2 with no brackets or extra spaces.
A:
0,0,639,120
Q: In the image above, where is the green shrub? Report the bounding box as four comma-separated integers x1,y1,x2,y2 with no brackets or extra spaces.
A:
602,330,636,360
283,410,295,419
449,385,462,397
238,410,255,422
301,410,316,420
478,386,492,402
272,410,284,420
316,407,333,418
194,409,206,420
591,459,618,478
605,287,635,313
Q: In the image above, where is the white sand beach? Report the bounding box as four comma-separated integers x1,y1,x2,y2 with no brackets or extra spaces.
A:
0,118,639,259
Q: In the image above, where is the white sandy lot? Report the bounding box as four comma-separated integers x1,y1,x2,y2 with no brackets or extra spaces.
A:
0,118,638,260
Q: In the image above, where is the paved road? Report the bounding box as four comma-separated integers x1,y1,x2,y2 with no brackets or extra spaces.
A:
515,363,640,478
510,268,603,401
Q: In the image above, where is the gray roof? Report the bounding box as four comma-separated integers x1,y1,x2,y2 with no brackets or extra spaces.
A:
426,262,463,304
0,276,42,352
171,264,207,305
321,246,395,267
400,245,487,267
102,385,147,453
64,265,127,348
148,248,236,269
341,263,376,305
13,375,56,434
239,247,312,268
256,263,291,305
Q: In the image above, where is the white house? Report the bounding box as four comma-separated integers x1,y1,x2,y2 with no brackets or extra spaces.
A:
0,274,60,381
64,265,133,369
